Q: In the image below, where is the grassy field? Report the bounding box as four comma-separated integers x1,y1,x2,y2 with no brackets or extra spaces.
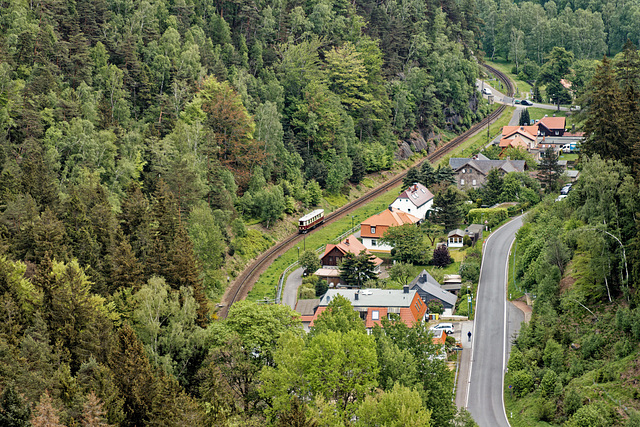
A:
444,106,516,161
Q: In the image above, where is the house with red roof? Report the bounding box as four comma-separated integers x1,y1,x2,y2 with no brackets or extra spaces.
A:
538,116,566,137
390,182,434,220
360,207,420,252
304,287,427,333
499,125,539,151
314,235,383,288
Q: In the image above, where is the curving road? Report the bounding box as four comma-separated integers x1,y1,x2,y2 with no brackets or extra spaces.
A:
467,217,524,427
477,80,569,111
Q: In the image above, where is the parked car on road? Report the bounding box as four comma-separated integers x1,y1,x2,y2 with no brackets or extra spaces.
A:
482,88,492,96
430,322,454,335
520,99,533,106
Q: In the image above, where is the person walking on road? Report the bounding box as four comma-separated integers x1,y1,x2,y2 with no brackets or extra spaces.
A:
468,331,472,342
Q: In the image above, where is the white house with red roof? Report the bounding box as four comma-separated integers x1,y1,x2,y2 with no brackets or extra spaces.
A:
390,182,434,220
360,207,420,252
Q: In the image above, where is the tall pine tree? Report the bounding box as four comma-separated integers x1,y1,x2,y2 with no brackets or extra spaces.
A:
582,56,626,161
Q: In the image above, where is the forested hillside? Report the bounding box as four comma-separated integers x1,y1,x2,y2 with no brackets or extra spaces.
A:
0,0,486,300
0,0,488,425
504,53,640,426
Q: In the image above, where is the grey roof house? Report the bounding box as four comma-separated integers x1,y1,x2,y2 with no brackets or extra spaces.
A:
449,154,526,190
409,270,458,315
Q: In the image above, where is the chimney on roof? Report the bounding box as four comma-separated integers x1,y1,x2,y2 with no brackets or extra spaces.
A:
403,285,409,294
413,184,417,191
355,291,359,300
419,274,426,284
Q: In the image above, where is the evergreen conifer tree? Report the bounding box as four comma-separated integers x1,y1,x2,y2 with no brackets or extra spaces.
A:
538,147,563,193
402,167,422,188
0,384,31,427
420,161,437,188
582,57,626,160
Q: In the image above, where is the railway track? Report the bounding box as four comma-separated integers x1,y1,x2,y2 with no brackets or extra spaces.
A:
218,64,514,319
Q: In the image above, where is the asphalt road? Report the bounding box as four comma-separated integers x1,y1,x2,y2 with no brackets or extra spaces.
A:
467,217,524,427
282,267,303,309
477,80,570,111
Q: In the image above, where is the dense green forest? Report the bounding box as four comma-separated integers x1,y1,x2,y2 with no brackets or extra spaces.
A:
2,0,640,424
0,0,487,301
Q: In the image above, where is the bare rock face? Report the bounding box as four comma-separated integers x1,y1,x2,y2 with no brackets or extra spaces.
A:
395,131,440,160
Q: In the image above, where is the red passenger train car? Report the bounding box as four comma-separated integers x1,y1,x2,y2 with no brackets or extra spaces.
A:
298,209,324,233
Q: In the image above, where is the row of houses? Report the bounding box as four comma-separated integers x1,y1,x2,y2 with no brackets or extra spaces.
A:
449,116,581,191
297,269,459,334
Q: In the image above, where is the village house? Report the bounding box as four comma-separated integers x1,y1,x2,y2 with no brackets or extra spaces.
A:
449,154,526,190
300,287,427,333
447,229,465,248
499,124,539,152
537,116,566,137
360,207,420,252
313,235,383,288
409,270,458,316
390,182,434,220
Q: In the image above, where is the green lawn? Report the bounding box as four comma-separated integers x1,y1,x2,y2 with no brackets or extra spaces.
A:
445,106,516,160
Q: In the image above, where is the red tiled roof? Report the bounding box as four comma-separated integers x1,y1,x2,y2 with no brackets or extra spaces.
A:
399,308,418,325
538,116,566,130
499,134,530,149
432,330,447,345
365,307,388,329
308,306,327,327
502,125,538,139
361,208,419,238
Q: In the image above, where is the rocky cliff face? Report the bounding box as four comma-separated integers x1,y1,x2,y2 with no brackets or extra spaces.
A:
396,131,440,160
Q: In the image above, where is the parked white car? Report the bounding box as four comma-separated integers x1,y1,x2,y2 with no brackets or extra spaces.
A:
430,322,454,335
482,87,492,96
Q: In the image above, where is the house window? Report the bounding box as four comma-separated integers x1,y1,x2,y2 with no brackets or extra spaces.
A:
372,310,379,320
371,239,377,246
408,209,411,212
371,226,376,234
472,179,477,186
461,179,465,185
462,168,466,173
328,256,333,263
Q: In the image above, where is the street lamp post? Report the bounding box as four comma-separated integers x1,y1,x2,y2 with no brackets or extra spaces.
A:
351,215,354,231
297,246,300,262
467,285,472,316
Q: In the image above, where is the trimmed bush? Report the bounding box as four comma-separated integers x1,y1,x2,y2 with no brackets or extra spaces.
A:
467,208,508,228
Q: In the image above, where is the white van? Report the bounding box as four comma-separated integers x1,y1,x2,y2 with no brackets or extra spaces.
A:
430,322,454,334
